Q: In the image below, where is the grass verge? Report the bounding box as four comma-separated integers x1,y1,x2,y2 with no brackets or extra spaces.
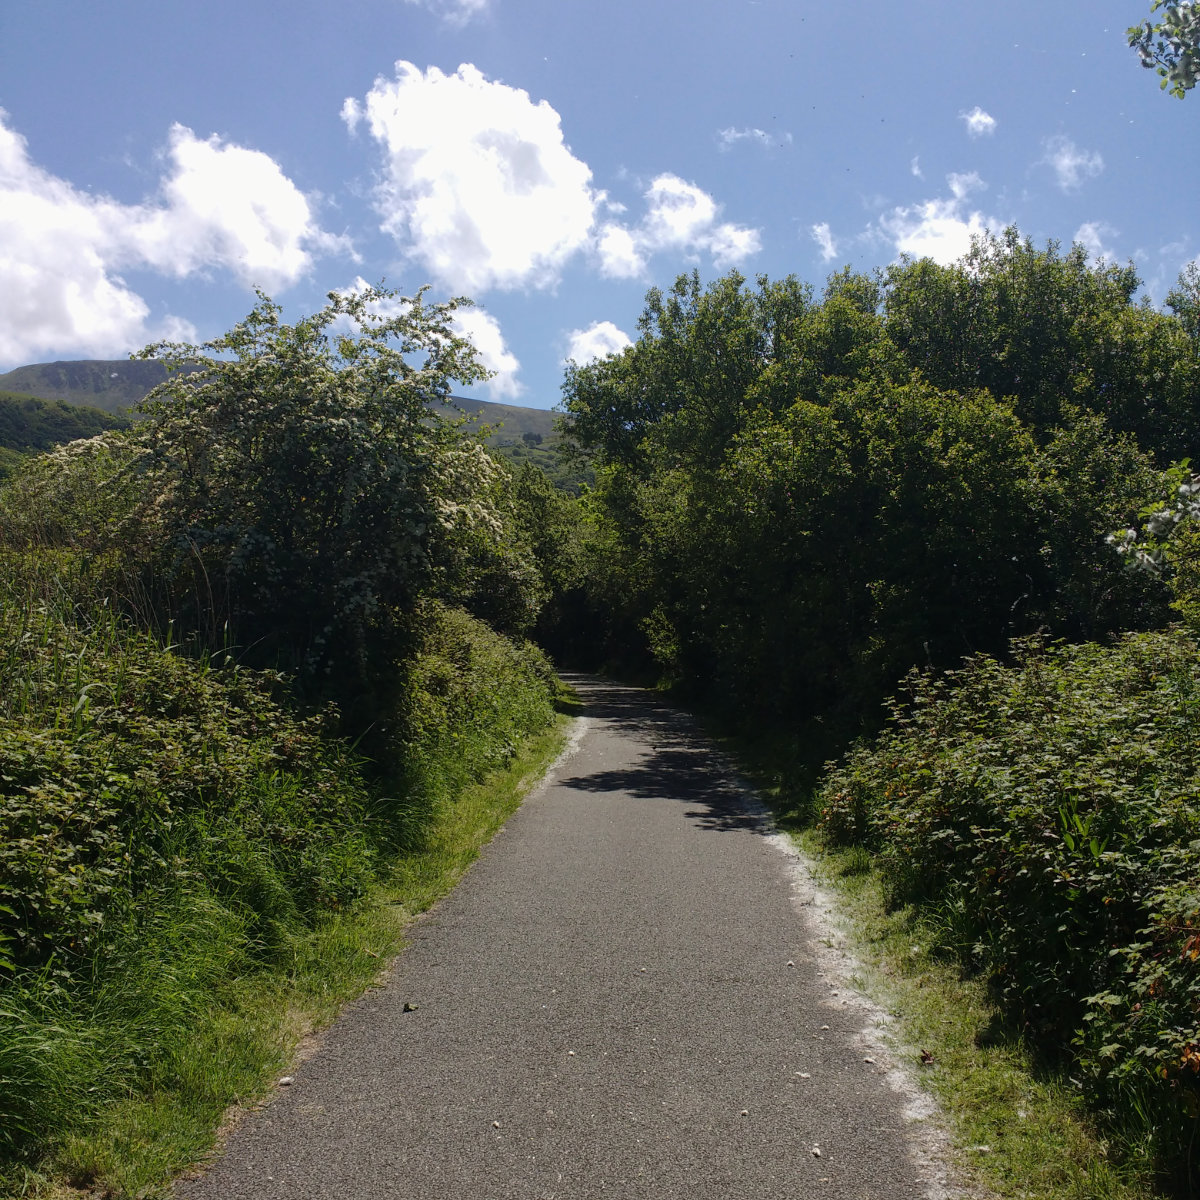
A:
9,712,573,1200
786,830,1164,1200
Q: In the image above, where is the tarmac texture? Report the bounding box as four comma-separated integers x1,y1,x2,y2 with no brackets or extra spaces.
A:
179,676,950,1199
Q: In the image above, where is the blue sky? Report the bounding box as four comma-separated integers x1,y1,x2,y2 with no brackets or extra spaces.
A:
1,0,1195,409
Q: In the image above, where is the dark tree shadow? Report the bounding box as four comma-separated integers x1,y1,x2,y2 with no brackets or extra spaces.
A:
555,673,768,835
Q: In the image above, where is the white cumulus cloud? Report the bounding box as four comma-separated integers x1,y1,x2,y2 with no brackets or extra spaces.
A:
1041,135,1104,192
876,172,996,265
0,109,346,366
811,222,838,263
565,320,632,364
452,307,522,399
596,174,762,278
961,106,997,138
132,123,351,290
343,62,598,294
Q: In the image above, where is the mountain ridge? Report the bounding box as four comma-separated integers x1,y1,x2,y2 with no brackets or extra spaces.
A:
0,361,562,442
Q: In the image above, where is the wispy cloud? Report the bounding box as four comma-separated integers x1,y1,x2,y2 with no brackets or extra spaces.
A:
716,126,792,151
960,106,997,138
1041,135,1104,191
810,222,838,263
400,0,492,26
1074,220,1119,264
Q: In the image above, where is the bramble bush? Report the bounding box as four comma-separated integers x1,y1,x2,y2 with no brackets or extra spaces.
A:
0,283,566,1180
0,573,559,1170
817,629,1200,1186
0,578,377,979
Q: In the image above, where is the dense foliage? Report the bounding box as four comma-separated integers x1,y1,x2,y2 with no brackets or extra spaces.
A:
818,632,1200,1187
0,582,556,1168
7,227,1200,1191
0,391,128,483
0,391,127,455
558,231,1200,1189
560,235,1184,725
1129,0,1200,97
0,287,564,1187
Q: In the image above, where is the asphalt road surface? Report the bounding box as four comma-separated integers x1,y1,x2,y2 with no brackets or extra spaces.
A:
179,676,956,1199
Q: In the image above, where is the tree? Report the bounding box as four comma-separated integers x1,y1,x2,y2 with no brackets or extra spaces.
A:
1129,1,1200,97
131,285,498,684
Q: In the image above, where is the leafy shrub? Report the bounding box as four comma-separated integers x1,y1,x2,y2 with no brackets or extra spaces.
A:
0,576,559,1173
0,583,376,977
817,629,1200,1185
384,602,558,846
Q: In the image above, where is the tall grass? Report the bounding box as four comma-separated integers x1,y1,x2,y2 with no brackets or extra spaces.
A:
0,566,562,1197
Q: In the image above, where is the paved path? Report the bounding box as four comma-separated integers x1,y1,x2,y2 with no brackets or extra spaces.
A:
180,676,951,1199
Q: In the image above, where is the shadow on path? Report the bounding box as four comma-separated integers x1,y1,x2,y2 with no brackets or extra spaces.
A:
556,673,766,835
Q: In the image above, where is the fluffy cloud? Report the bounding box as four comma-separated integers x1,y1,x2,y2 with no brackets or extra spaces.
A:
961,106,997,137
132,124,350,290
810,222,838,263
452,307,522,399
344,62,598,293
877,172,996,265
596,174,762,278
344,64,761,292
401,0,492,25
1041,135,1104,191
565,320,632,364
0,111,343,365
595,224,643,278
0,116,164,362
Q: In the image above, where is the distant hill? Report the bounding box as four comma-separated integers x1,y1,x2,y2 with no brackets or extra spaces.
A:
0,360,171,415
0,360,588,490
0,361,565,441
432,396,560,444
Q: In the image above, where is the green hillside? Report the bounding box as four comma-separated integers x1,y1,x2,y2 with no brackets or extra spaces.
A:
0,363,567,443
0,390,130,481
0,360,171,415
0,390,129,451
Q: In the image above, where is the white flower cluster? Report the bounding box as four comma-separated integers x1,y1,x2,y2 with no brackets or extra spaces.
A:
1107,475,1200,572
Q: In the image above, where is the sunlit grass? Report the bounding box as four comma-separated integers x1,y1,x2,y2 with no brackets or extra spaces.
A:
786,827,1165,1200
14,715,571,1200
